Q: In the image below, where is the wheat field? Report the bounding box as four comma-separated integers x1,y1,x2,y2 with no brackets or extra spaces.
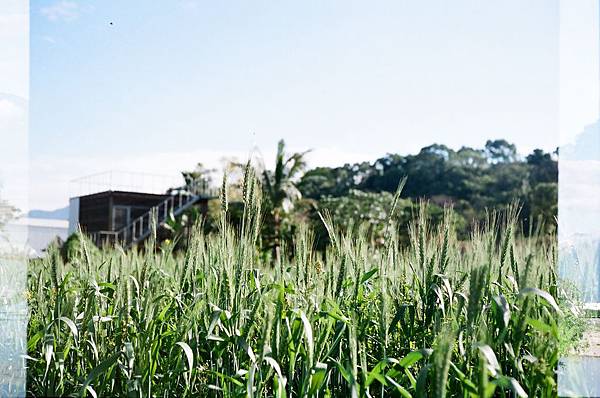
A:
25,178,573,397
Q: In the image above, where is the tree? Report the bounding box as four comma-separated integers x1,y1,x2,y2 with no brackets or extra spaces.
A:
526,149,557,185
297,166,352,198
360,154,406,193
179,162,215,194
401,146,452,198
484,139,517,163
298,161,373,199
527,182,558,233
483,162,528,207
262,139,310,261
453,146,487,169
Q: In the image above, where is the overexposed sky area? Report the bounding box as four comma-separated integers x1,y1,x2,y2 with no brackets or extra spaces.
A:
0,1,28,213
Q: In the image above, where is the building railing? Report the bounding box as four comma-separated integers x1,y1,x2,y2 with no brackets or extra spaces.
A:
70,171,183,198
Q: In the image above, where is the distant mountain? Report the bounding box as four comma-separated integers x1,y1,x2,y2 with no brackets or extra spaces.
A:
28,206,69,220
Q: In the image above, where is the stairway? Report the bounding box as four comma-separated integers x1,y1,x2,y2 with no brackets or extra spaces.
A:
91,180,218,248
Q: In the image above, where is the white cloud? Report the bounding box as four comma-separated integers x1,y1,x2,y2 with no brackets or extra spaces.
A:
40,1,79,22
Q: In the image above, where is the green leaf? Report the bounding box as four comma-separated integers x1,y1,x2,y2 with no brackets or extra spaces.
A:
493,294,510,329
81,351,120,394
264,356,287,394
299,311,314,368
478,345,500,377
361,268,379,284
157,300,172,321
509,378,528,397
495,376,528,397
308,362,328,395
526,318,556,337
85,385,98,398
449,362,478,394
366,360,388,387
207,370,244,387
176,341,194,372
399,349,431,368
56,316,79,341
334,360,353,384
385,375,412,398
415,364,430,397
519,287,562,315
27,330,43,352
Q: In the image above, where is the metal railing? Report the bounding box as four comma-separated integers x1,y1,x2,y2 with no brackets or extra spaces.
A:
70,170,183,198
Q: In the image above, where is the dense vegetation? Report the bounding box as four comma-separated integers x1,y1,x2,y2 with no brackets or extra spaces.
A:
190,140,556,255
296,140,557,239
26,167,576,397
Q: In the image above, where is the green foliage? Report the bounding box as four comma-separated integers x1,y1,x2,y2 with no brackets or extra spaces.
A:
527,183,557,234
184,139,557,256
298,141,558,238
172,163,215,195
26,173,573,397
163,206,203,250
484,139,518,164
262,140,309,211
298,162,372,199
59,231,100,264
304,190,461,248
261,140,310,260
59,233,81,263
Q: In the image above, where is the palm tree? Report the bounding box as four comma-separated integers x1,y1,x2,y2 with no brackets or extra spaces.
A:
262,139,310,262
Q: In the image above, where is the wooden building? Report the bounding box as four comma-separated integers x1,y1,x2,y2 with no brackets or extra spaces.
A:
69,189,214,247
76,191,169,233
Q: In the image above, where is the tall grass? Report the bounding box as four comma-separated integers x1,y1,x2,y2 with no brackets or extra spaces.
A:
26,176,571,397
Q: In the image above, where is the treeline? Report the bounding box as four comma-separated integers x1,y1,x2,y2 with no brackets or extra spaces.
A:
176,139,557,254
295,139,557,240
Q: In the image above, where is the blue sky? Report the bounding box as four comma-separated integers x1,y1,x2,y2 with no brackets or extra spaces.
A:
30,0,560,209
